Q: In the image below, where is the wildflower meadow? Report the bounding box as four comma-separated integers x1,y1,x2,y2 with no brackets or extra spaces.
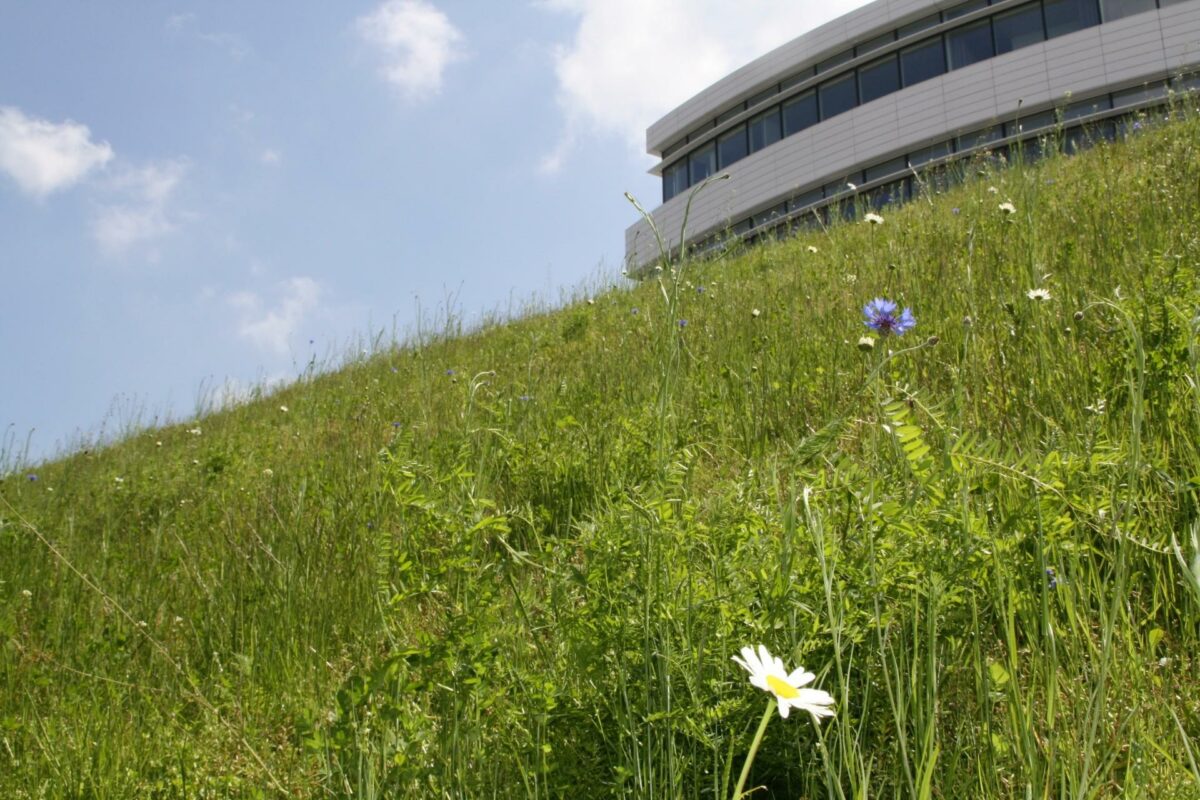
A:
2,110,1200,797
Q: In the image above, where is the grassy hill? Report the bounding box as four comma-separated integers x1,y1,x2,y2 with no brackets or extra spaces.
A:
3,108,1200,799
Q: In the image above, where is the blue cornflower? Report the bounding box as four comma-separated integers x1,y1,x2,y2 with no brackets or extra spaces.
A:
517,395,532,402
678,319,688,328
696,285,706,295
26,473,38,482
863,298,915,336
1045,567,1058,589
445,368,456,376
951,207,960,215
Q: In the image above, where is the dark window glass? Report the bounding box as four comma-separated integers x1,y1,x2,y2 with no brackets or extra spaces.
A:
1044,0,1100,38
864,157,907,182
717,126,748,168
857,31,896,56
748,85,780,107
732,219,753,235
956,125,1002,149
662,138,686,159
662,161,688,202
943,0,988,20
1101,0,1156,21
1008,109,1056,136
993,3,1045,54
716,104,745,124
689,143,716,185
685,120,715,143
817,49,854,73
748,107,782,152
1063,95,1111,120
752,202,788,228
898,12,940,38
781,70,814,91
1113,83,1166,106
908,141,953,166
859,55,900,104
946,19,994,69
868,179,909,209
783,91,819,135
819,74,858,119
1160,0,1191,5
901,38,946,86
791,188,824,209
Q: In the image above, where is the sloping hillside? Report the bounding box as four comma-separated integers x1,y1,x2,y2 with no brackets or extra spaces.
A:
3,111,1200,798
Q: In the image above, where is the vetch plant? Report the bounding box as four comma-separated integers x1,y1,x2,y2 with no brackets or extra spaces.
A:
730,645,835,799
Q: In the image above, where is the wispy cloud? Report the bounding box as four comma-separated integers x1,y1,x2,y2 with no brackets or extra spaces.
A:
356,0,465,101
165,12,250,60
228,277,321,356
538,0,870,170
260,148,282,166
0,106,114,197
91,159,188,259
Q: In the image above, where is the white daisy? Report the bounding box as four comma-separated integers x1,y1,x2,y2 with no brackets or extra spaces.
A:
1026,287,1052,302
864,212,884,225
999,202,1016,215
732,644,835,720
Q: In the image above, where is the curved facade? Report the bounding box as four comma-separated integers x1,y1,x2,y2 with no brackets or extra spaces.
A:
624,0,1200,271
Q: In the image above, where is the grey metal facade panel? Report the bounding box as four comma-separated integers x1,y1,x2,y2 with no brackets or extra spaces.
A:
628,4,1200,269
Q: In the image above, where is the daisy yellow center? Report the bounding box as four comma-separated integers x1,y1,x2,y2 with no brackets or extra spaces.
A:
766,675,800,699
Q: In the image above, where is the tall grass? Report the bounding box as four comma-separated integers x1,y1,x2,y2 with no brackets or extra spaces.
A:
2,108,1200,798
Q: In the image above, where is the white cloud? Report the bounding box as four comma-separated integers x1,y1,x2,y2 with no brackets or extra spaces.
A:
356,0,465,101
228,277,321,356
0,107,114,197
91,160,188,258
539,0,872,169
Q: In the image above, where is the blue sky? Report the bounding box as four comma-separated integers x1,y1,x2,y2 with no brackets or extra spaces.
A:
1,0,866,464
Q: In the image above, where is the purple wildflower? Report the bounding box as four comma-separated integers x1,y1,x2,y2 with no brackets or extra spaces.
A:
630,307,639,316
518,395,532,402
863,298,916,336
951,207,960,215
1045,567,1058,589
696,285,706,295
445,369,456,376
678,319,688,328
26,473,38,482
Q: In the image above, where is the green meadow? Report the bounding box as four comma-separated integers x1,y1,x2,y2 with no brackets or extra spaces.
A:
3,108,1200,798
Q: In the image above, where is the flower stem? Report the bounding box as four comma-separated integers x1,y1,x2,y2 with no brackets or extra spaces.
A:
732,699,776,799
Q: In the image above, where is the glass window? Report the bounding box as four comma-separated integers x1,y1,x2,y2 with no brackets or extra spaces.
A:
716,104,745,124
909,141,954,166
943,0,988,21
993,3,1045,54
717,125,748,168
662,160,688,202
1044,0,1101,38
817,49,855,73
956,125,1002,149
752,202,788,228
867,179,909,209
898,13,941,38
857,31,896,57
781,70,815,91
1063,96,1111,120
1008,109,1056,136
819,74,858,119
791,187,824,209
946,19,994,69
689,142,716,185
901,38,946,86
1101,0,1156,21
748,107,782,152
685,120,715,143
748,85,780,107
1113,83,1166,106
859,54,900,104
864,157,907,182
783,91,819,135
662,138,686,159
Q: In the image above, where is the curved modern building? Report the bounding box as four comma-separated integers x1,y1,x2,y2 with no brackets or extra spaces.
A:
624,0,1200,271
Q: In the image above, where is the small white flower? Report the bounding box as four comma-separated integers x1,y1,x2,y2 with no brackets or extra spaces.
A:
21,589,32,598
999,202,1016,215
262,468,274,477
1085,398,1107,415
1026,287,1052,302
806,245,819,254
279,405,289,413
751,308,761,318
114,476,125,484
187,428,202,436
155,441,163,447
732,645,835,721
987,186,999,194
846,182,857,191
864,212,884,225
857,336,876,351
